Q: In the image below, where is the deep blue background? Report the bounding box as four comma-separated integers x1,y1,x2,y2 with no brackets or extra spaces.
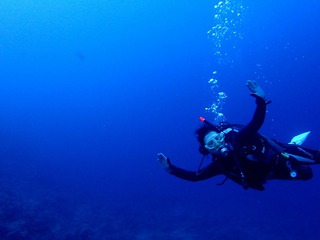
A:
1,0,320,239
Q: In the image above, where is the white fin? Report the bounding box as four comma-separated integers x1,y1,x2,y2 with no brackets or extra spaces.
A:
289,131,311,145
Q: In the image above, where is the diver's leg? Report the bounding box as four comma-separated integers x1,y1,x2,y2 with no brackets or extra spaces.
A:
271,156,313,180
283,145,320,164
272,165,313,180
293,165,313,180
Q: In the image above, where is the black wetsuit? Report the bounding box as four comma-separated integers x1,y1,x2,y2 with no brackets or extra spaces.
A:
168,97,318,190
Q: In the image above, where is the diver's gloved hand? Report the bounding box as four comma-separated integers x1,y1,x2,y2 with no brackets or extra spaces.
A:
246,80,266,100
157,153,171,172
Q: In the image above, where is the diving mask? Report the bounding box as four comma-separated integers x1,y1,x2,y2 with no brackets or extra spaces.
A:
204,131,226,153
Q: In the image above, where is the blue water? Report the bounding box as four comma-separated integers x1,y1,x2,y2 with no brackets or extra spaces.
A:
1,0,320,239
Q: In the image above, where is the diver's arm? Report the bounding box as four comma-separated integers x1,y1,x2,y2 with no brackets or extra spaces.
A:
244,97,266,133
238,81,267,137
168,161,221,181
157,153,221,181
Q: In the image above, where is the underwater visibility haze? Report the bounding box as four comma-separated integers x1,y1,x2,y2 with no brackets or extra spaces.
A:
1,0,320,239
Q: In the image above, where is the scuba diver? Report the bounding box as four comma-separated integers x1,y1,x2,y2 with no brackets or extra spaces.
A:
157,80,320,190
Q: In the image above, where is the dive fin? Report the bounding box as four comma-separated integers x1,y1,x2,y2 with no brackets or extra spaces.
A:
289,131,311,145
